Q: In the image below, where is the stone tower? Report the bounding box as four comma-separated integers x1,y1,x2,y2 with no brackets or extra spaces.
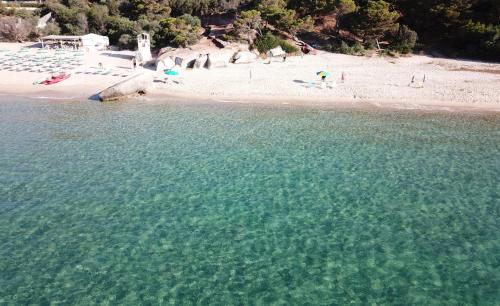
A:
136,33,152,64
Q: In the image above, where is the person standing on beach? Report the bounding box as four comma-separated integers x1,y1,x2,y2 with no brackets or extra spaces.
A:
321,75,327,88
409,75,415,86
132,57,137,70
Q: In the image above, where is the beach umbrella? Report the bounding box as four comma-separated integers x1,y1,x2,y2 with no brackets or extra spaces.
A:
316,71,331,78
164,69,179,76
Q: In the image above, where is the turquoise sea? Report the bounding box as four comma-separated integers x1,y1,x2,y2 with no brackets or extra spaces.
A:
0,99,499,305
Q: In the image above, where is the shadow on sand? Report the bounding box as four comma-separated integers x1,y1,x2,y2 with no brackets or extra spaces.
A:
101,53,135,60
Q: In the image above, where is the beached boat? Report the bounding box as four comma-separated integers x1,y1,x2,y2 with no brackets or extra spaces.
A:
41,73,71,85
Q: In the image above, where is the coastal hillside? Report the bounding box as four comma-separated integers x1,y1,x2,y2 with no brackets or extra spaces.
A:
0,0,498,60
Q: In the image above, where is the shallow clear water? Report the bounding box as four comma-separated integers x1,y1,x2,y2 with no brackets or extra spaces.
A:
0,99,499,305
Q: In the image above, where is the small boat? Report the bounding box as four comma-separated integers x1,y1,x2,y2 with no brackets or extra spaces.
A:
41,73,70,85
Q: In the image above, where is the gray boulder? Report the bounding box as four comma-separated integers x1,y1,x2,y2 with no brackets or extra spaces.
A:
156,56,175,71
269,46,286,57
99,73,153,102
206,50,234,69
173,50,199,69
193,54,208,69
156,48,199,69
233,50,258,64
158,47,176,57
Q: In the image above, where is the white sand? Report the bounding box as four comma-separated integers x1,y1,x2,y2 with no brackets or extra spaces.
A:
1,42,499,112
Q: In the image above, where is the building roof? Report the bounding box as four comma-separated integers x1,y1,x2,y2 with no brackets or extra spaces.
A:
41,35,82,41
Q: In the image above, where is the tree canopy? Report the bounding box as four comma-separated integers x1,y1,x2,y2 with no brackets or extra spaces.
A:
0,0,497,60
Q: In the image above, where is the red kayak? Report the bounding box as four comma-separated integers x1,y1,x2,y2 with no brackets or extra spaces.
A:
41,73,70,85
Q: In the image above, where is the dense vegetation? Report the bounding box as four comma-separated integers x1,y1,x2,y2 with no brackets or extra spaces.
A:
0,0,498,60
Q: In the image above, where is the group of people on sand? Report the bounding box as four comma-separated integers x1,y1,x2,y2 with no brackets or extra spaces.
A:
409,74,426,88
408,74,425,88
317,71,346,89
319,70,426,89
320,72,346,83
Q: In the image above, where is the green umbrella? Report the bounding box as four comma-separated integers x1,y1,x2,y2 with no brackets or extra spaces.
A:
164,69,180,76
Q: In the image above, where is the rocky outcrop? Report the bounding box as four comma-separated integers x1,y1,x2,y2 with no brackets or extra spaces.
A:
156,56,175,72
193,54,208,69
156,57,175,71
156,48,195,69
155,40,252,70
212,38,229,48
233,50,258,64
99,73,153,102
269,46,286,57
159,48,200,69
206,49,235,69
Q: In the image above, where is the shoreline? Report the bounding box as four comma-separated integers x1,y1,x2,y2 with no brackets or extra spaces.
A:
1,42,499,113
3,90,500,114
147,91,500,113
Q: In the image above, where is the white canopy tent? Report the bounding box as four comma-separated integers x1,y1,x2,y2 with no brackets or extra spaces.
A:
81,34,109,51
40,34,109,51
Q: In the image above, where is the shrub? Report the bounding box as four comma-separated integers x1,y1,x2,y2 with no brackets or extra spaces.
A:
254,32,280,53
178,14,201,28
87,4,109,35
0,3,35,18
458,21,500,59
38,20,61,37
44,0,89,35
118,33,135,49
254,32,297,54
352,42,365,54
233,10,262,43
157,15,201,47
279,40,299,53
324,40,365,55
380,49,397,57
221,34,234,42
105,15,136,45
339,41,350,53
0,16,37,42
390,24,417,54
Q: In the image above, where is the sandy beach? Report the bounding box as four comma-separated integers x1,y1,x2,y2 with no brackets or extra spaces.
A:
1,42,499,112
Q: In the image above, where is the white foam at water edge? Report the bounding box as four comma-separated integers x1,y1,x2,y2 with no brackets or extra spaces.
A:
213,98,245,104
0,93,76,100
34,96,77,100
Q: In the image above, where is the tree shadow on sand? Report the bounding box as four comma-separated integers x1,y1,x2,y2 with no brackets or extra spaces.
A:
101,53,135,60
